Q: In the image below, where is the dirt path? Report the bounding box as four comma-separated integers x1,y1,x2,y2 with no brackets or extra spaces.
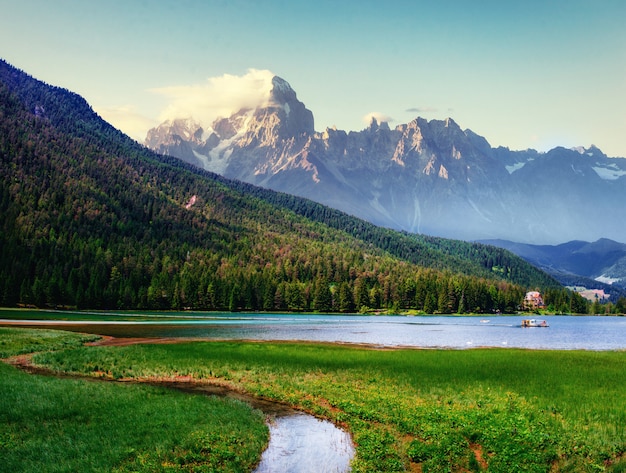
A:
1,342,297,416
86,335,193,346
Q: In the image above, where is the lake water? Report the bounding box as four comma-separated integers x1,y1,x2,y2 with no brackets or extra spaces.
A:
4,313,625,350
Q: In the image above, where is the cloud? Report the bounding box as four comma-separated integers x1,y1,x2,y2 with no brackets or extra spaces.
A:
405,106,439,114
150,69,275,127
362,111,393,126
94,104,159,142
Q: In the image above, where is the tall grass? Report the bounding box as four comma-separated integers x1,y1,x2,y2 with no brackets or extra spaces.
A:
32,339,626,472
0,329,268,473
0,327,99,358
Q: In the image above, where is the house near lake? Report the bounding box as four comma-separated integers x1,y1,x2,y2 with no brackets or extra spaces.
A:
523,291,545,311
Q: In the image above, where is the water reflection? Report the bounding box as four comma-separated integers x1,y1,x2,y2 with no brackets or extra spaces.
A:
255,414,354,473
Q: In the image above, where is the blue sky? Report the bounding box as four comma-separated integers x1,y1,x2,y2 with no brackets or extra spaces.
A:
1,0,625,156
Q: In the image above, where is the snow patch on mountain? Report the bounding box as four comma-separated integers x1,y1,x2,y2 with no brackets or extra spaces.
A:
192,150,211,170
596,275,621,285
592,163,626,180
505,161,527,174
207,138,238,173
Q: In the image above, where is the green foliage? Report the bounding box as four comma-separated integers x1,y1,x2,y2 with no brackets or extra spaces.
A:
0,59,571,314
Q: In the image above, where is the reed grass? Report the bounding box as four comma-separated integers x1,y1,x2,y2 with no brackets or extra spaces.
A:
0,327,99,358
0,329,268,473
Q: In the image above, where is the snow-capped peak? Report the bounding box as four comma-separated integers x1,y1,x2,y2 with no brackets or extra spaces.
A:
268,75,298,107
271,76,293,95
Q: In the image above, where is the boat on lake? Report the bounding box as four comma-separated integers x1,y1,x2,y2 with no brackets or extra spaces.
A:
521,318,549,328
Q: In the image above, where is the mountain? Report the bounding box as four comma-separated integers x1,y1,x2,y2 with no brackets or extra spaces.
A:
146,76,626,245
0,59,567,314
480,238,626,300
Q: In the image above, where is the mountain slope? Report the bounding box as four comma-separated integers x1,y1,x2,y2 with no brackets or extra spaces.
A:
0,59,568,313
146,76,626,244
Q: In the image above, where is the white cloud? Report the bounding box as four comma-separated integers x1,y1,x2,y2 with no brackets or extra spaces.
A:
150,69,275,128
94,104,159,142
362,111,393,126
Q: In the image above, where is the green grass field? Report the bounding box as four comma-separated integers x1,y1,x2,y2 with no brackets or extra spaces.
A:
2,326,626,472
0,328,268,473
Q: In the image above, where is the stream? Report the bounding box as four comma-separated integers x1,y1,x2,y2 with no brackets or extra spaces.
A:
146,381,355,473
12,363,355,473
255,413,354,473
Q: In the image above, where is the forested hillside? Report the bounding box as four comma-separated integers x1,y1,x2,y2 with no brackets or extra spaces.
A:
0,59,582,313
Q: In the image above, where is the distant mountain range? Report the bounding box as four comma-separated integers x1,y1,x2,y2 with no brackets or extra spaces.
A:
481,238,626,300
145,76,626,245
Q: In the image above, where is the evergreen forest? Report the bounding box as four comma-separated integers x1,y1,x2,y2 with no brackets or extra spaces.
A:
0,59,589,314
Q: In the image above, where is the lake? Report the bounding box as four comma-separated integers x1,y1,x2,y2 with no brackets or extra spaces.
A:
3,313,625,350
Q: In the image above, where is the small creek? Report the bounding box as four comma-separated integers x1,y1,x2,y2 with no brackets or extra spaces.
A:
255,413,354,473
11,363,355,472
146,381,355,473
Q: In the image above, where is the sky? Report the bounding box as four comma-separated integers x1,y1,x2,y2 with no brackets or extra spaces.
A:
1,0,625,156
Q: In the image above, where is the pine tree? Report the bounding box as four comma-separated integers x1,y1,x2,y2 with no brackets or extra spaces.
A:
312,279,332,312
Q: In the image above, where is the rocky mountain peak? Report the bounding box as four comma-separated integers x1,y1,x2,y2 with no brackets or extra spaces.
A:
269,76,297,105
143,74,626,244
245,75,314,139
366,117,391,132
144,118,204,149
426,117,463,137
396,117,474,158
583,145,607,159
211,108,253,140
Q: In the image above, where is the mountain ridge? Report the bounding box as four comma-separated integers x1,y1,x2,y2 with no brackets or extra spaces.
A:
0,58,567,313
479,238,626,301
145,75,626,245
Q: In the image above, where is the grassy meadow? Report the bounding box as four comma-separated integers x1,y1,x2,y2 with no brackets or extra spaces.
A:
1,326,626,472
0,328,268,473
